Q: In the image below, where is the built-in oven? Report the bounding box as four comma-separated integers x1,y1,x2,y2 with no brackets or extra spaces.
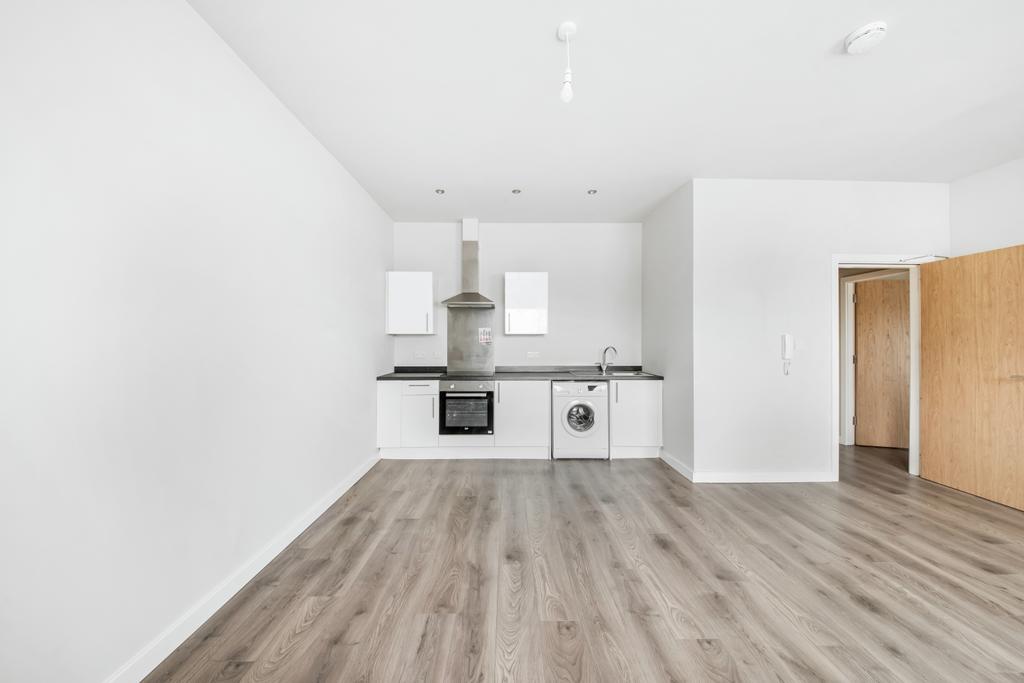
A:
439,381,494,435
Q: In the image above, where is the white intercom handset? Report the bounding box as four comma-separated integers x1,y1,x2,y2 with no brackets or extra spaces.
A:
781,334,794,375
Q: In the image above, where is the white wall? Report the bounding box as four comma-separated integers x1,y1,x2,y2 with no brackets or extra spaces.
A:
692,180,949,480
393,222,642,367
641,184,695,475
0,3,392,682
950,157,1024,255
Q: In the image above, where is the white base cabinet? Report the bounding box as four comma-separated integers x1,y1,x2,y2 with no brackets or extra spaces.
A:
494,380,550,448
377,381,438,448
610,380,662,457
378,379,662,459
401,395,438,447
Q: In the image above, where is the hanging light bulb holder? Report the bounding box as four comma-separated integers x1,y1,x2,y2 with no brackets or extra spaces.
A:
557,21,577,103
556,21,577,42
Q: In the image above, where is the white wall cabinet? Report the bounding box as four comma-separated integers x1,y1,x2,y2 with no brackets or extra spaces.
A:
610,380,662,450
494,380,550,447
504,272,548,335
386,271,434,334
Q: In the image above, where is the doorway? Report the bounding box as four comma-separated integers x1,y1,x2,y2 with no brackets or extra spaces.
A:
830,254,934,481
839,269,911,477
845,270,910,447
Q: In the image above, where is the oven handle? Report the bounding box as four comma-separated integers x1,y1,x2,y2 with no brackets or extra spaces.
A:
443,392,489,397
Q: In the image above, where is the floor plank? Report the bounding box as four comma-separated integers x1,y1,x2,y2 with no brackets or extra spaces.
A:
145,446,1024,681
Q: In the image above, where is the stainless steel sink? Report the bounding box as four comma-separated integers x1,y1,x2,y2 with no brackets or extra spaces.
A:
568,370,648,377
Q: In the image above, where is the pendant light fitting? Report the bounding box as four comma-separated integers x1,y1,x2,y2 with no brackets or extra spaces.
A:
557,21,576,103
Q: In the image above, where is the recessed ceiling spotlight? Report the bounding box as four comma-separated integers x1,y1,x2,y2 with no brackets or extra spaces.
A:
587,189,598,195
511,189,522,194
844,21,887,55
435,189,445,195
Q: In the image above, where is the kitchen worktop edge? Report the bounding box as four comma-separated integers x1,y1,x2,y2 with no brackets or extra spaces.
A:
376,366,663,381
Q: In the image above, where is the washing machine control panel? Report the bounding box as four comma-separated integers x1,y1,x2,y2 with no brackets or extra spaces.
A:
553,381,608,396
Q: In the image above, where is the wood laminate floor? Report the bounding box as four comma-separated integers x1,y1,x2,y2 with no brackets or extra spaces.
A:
146,447,1024,682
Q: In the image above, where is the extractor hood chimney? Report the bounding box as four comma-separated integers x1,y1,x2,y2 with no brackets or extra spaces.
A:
441,218,494,308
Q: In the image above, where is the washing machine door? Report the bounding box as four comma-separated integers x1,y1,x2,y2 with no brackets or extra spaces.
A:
562,400,598,437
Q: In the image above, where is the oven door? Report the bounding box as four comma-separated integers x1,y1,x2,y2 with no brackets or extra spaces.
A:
439,391,494,435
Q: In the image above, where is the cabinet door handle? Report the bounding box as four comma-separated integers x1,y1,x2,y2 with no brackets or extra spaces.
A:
432,397,435,418
616,382,619,403
425,312,429,332
507,312,511,332
497,383,501,403
1010,375,1024,381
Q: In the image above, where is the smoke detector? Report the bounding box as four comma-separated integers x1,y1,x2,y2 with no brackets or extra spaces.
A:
845,21,887,54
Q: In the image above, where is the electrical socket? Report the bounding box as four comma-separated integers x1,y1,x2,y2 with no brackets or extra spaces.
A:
414,351,426,359
526,351,540,359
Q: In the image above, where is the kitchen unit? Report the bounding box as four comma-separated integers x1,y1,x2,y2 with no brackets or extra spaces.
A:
385,271,434,334
380,219,660,459
610,379,663,457
375,380,439,448
504,272,548,334
377,369,661,459
494,380,550,447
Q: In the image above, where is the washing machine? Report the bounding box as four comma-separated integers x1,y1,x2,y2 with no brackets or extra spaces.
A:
552,381,609,459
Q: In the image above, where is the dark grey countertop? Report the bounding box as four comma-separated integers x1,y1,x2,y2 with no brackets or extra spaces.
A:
376,366,664,381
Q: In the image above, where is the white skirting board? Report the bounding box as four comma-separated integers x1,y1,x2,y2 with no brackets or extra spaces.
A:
660,450,694,481
381,447,660,460
103,454,379,683
380,447,551,460
659,451,835,483
689,470,837,483
610,446,661,459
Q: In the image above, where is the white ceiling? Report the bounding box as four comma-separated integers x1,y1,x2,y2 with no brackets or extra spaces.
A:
187,0,1024,222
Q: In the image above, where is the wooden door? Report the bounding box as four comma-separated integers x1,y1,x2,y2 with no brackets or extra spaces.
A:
855,278,910,448
921,245,1024,510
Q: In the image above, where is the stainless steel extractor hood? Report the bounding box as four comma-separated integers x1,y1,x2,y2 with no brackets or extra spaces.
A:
444,219,495,376
442,219,494,308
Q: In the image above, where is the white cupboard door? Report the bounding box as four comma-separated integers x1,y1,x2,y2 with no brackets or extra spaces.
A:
386,271,434,334
504,272,548,334
400,394,439,447
610,381,662,447
494,381,550,447
377,382,402,448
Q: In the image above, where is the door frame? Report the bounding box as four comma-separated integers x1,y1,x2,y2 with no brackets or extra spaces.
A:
831,254,941,480
840,269,910,450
